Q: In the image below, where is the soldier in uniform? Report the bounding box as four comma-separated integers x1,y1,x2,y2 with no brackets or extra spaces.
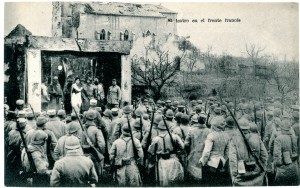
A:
224,116,236,138
51,135,98,187
184,113,210,185
199,116,230,186
22,130,52,186
147,120,185,186
81,110,105,179
45,109,66,140
53,122,83,160
25,111,36,132
107,79,121,109
108,108,121,150
112,106,134,142
15,99,24,115
229,118,268,186
109,123,144,186
163,100,172,115
173,114,191,142
94,78,105,109
273,119,299,185
49,76,63,110
57,109,66,123
165,109,176,132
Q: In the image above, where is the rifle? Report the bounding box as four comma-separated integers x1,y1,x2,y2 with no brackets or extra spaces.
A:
139,117,144,142
16,118,37,178
73,106,104,161
254,105,257,124
206,109,211,128
28,104,37,121
162,117,177,153
204,101,207,114
223,103,266,172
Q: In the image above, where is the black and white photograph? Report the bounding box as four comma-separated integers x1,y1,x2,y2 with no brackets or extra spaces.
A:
3,1,299,187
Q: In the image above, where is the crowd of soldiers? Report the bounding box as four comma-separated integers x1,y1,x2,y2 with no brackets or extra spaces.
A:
4,95,300,187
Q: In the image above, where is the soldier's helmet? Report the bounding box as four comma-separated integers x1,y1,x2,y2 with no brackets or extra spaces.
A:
57,109,66,117
36,116,47,126
26,111,34,119
211,116,226,130
165,109,174,118
238,117,250,130
85,110,96,120
135,108,144,117
18,110,27,118
280,119,292,133
103,109,112,118
225,116,235,128
90,99,97,106
18,118,27,128
175,112,183,122
273,108,281,117
65,135,81,150
214,107,222,115
122,106,132,114
111,108,119,116
195,105,202,112
182,114,190,125
143,113,149,120
31,130,48,145
68,122,80,134
16,99,24,106
133,119,142,130
154,114,163,125
47,109,56,116
121,123,131,136
158,120,167,130
172,101,179,107
191,114,198,123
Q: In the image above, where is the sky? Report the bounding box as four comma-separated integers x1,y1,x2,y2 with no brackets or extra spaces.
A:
4,1,299,61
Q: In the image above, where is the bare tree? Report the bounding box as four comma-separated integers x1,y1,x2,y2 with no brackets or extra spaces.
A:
131,40,185,101
245,43,266,77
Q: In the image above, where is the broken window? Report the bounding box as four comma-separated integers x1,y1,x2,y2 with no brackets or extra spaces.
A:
100,29,105,40
124,30,129,41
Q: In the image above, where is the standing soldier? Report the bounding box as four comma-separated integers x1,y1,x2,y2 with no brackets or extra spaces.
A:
199,116,230,186
49,76,63,110
45,109,66,140
15,99,25,115
81,110,105,179
184,114,210,185
51,135,98,187
165,110,175,132
63,77,73,115
22,130,52,186
94,78,105,109
25,112,36,132
109,123,144,186
147,120,185,186
57,109,66,123
229,118,268,186
112,106,134,142
108,108,121,150
107,79,121,109
273,119,299,185
224,116,236,138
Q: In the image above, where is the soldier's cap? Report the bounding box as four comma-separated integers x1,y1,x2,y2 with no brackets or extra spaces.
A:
160,101,165,105
4,104,9,111
135,107,144,117
95,107,102,113
273,117,282,126
195,105,202,111
175,112,183,119
90,99,97,106
197,100,203,104
280,119,291,131
154,114,163,125
71,112,77,118
122,105,132,114
65,135,81,150
211,116,226,130
191,114,198,123
16,99,24,105
121,123,131,136
157,100,162,104
249,122,258,133
103,109,112,117
199,113,207,120
68,122,80,134
18,110,27,118
57,109,66,116
31,130,48,145
85,110,96,120
214,107,221,115
179,100,186,105
53,76,58,80
47,109,56,116
165,109,174,118
172,101,179,106
143,98,148,102
225,116,234,128
221,105,227,112
26,111,34,118
112,78,116,81
237,117,250,130
181,114,189,124
18,118,27,126
291,105,299,111
177,105,184,109
66,116,72,123
165,100,172,103
36,116,47,126
111,108,119,115
158,120,167,130
142,113,149,120
267,111,274,116
273,108,281,117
